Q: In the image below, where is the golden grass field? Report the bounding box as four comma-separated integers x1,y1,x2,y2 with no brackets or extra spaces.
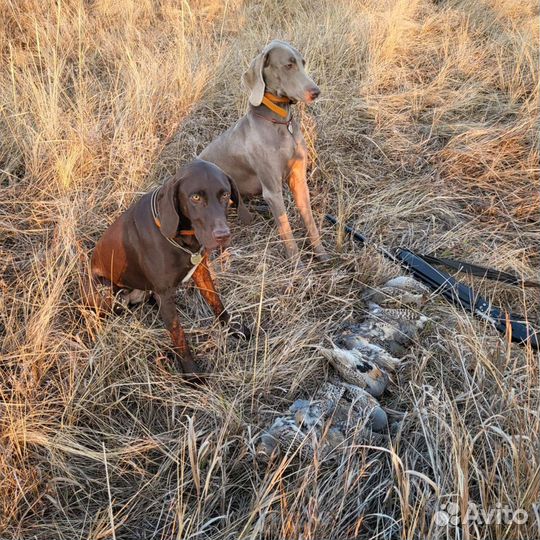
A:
1,0,539,538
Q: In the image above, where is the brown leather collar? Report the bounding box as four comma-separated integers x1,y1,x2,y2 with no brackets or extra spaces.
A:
253,111,292,126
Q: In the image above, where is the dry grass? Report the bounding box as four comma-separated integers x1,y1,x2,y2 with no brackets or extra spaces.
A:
1,0,539,538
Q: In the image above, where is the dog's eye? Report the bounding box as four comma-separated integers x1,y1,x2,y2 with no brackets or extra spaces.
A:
190,194,202,203
286,63,294,69
222,192,231,200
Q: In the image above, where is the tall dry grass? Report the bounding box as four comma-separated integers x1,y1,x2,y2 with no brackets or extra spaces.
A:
1,0,539,538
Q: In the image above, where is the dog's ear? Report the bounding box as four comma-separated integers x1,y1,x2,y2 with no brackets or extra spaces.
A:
156,176,180,238
228,175,252,225
242,48,270,107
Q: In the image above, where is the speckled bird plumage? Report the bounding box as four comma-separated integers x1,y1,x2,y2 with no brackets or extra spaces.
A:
365,276,430,308
256,275,429,464
319,347,389,397
257,416,314,459
256,379,389,462
339,299,428,357
337,333,402,370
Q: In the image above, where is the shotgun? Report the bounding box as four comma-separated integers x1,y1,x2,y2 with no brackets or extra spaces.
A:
325,214,539,350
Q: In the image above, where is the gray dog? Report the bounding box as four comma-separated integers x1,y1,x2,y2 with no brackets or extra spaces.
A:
200,40,329,262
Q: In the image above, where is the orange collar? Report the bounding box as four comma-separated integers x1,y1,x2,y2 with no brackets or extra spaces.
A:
261,92,291,119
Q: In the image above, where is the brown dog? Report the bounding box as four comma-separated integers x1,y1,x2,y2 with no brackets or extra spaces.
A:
85,159,251,376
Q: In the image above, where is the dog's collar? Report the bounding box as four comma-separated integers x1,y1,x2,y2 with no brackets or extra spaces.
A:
150,188,204,266
255,92,294,133
253,111,293,130
261,92,291,119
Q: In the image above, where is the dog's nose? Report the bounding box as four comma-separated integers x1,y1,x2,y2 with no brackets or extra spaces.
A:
308,87,320,101
213,228,231,244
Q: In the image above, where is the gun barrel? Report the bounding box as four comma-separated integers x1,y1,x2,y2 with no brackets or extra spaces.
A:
325,215,539,350
324,214,368,245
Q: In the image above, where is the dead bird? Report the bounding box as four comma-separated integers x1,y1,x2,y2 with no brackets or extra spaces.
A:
336,331,402,370
258,397,336,461
289,399,327,429
367,302,428,328
339,302,428,357
340,318,411,356
256,417,314,460
338,302,427,357
365,276,430,308
314,381,387,432
256,274,431,465
313,381,346,410
256,379,389,461
319,347,389,397
334,382,388,433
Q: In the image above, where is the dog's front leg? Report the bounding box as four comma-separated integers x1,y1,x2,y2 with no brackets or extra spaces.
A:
287,154,329,262
261,186,301,259
155,291,203,376
192,256,250,339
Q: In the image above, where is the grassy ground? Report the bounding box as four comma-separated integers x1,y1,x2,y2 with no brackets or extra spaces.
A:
1,0,539,538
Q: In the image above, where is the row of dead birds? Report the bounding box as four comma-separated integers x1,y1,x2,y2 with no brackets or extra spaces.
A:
257,276,431,461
